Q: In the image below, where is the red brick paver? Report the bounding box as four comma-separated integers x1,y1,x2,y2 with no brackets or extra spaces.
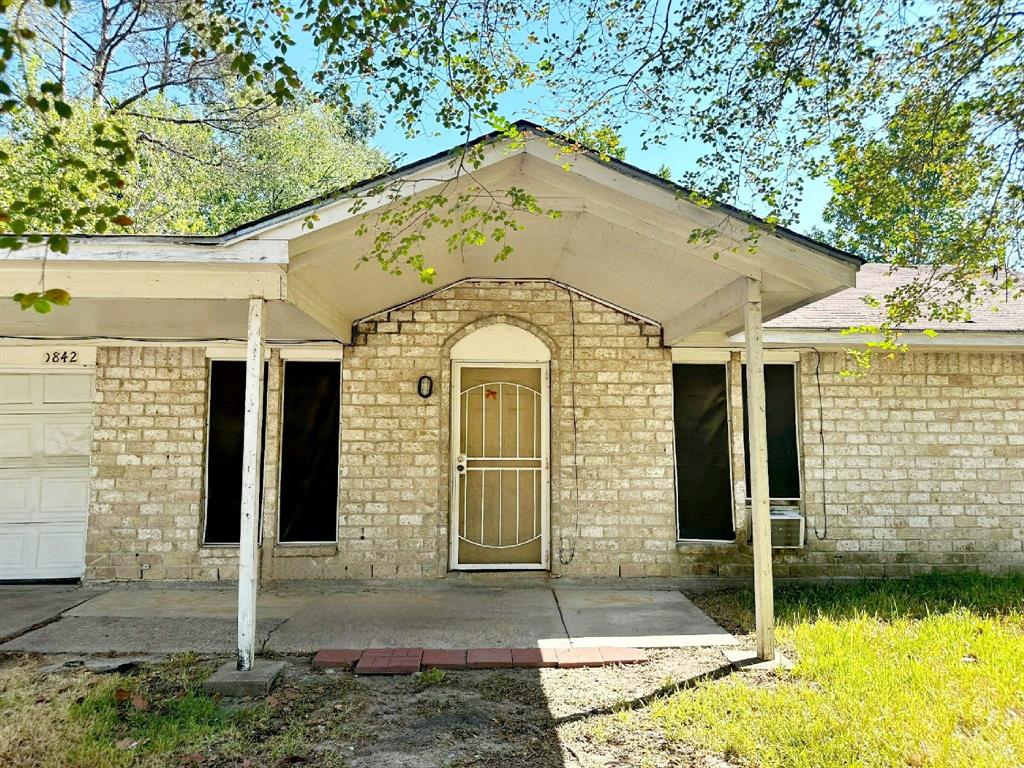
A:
598,647,648,665
317,645,648,674
511,647,559,668
466,648,513,668
354,647,424,675
312,649,363,669
422,649,468,669
556,647,606,668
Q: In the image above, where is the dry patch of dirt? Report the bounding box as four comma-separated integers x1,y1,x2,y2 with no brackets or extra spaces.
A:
1,648,735,768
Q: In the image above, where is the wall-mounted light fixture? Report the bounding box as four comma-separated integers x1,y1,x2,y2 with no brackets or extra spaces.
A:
417,375,434,399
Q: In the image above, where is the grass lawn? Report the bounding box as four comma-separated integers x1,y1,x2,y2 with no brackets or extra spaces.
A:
1,573,1021,767
645,573,1024,768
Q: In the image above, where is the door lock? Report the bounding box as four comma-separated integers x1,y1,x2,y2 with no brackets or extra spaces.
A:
456,454,467,473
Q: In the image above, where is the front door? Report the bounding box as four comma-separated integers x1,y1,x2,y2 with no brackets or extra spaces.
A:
451,364,549,569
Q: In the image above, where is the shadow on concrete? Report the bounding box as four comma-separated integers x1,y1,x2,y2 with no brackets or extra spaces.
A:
0,582,738,655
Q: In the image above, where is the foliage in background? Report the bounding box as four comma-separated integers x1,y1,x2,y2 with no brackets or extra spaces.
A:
3,0,1023,343
2,93,389,235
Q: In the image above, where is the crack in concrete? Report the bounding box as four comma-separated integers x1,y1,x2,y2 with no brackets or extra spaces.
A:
0,589,106,645
259,618,288,653
550,587,572,645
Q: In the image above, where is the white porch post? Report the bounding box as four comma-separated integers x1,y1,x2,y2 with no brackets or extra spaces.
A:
744,277,776,661
237,296,265,671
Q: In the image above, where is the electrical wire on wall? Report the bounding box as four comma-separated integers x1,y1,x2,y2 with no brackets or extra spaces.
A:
558,286,582,566
811,347,829,540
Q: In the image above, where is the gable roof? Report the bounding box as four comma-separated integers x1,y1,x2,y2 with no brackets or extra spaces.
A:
2,120,863,345
217,119,861,270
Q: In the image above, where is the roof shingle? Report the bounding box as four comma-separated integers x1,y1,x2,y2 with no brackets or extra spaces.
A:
767,263,1024,332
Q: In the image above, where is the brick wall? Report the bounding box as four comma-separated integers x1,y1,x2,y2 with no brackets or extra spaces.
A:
793,350,1024,577
82,282,1024,582
86,347,211,580
335,280,674,578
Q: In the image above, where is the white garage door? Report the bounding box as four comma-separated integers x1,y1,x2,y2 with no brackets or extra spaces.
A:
0,373,93,580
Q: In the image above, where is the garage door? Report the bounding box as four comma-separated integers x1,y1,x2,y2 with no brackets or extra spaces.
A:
0,373,93,580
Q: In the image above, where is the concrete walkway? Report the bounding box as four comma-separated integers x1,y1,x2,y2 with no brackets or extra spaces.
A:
0,584,105,643
0,583,737,655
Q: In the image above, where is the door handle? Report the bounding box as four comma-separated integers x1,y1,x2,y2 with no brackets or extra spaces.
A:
456,454,467,473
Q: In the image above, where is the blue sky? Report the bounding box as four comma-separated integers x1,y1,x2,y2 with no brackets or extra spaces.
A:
290,36,833,237
367,103,834,238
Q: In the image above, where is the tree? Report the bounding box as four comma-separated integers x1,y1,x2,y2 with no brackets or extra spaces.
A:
176,0,1024,345
4,0,1022,342
2,93,389,235
536,0,1023,348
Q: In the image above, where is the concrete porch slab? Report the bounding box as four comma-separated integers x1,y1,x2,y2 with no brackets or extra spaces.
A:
267,587,570,652
554,588,738,647
65,586,303,619
0,583,738,656
0,616,286,654
0,585,105,642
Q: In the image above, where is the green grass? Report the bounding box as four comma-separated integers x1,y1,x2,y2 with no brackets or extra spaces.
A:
653,574,1024,768
690,571,1024,634
0,653,371,768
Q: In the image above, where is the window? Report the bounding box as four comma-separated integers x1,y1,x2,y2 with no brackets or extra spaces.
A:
672,364,734,540
203,360,268,545
277,361,340,543
741,364,801,501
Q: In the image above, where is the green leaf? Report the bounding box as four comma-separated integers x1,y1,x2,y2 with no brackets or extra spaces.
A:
42,289,71,306
48,235,69,254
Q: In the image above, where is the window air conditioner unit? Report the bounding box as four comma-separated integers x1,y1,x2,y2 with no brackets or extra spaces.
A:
770,507,804,548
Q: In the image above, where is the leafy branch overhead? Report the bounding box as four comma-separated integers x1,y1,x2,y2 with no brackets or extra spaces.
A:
2,0,1022,357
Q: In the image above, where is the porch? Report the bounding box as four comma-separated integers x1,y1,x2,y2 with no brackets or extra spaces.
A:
0,124,862,672
0,581,737,655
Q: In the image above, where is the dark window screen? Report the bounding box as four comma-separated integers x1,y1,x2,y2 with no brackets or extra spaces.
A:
742,364,801,499
673,364,734,540
204,360,267,545
278,362,340,543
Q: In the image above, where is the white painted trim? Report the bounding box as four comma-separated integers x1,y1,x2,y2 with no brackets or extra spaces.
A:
670,348,731,364
278,346,344,361
663,278,749,345
206,347,272,361
744,278,776,661
357,277,659,328
1,261,287,300
746,328,1024,350
0,345,96,370
450,324,551,363
744,350,802,363
237,297,265,671
449,361,550,571
672,348,800,363
3,238,287,264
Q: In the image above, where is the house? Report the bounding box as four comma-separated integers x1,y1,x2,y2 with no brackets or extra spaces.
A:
2,122,1021,596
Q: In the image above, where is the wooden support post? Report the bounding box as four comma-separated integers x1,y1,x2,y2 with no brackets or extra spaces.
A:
237,296,265,672
744,277,776,661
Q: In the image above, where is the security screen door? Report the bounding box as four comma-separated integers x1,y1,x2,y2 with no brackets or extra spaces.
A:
451,364,549,569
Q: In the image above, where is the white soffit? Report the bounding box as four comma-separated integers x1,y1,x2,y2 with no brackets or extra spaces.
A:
283,137,858,342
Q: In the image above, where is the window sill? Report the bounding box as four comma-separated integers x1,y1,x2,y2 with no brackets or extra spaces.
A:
676,538,737,550
272,543,339,557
